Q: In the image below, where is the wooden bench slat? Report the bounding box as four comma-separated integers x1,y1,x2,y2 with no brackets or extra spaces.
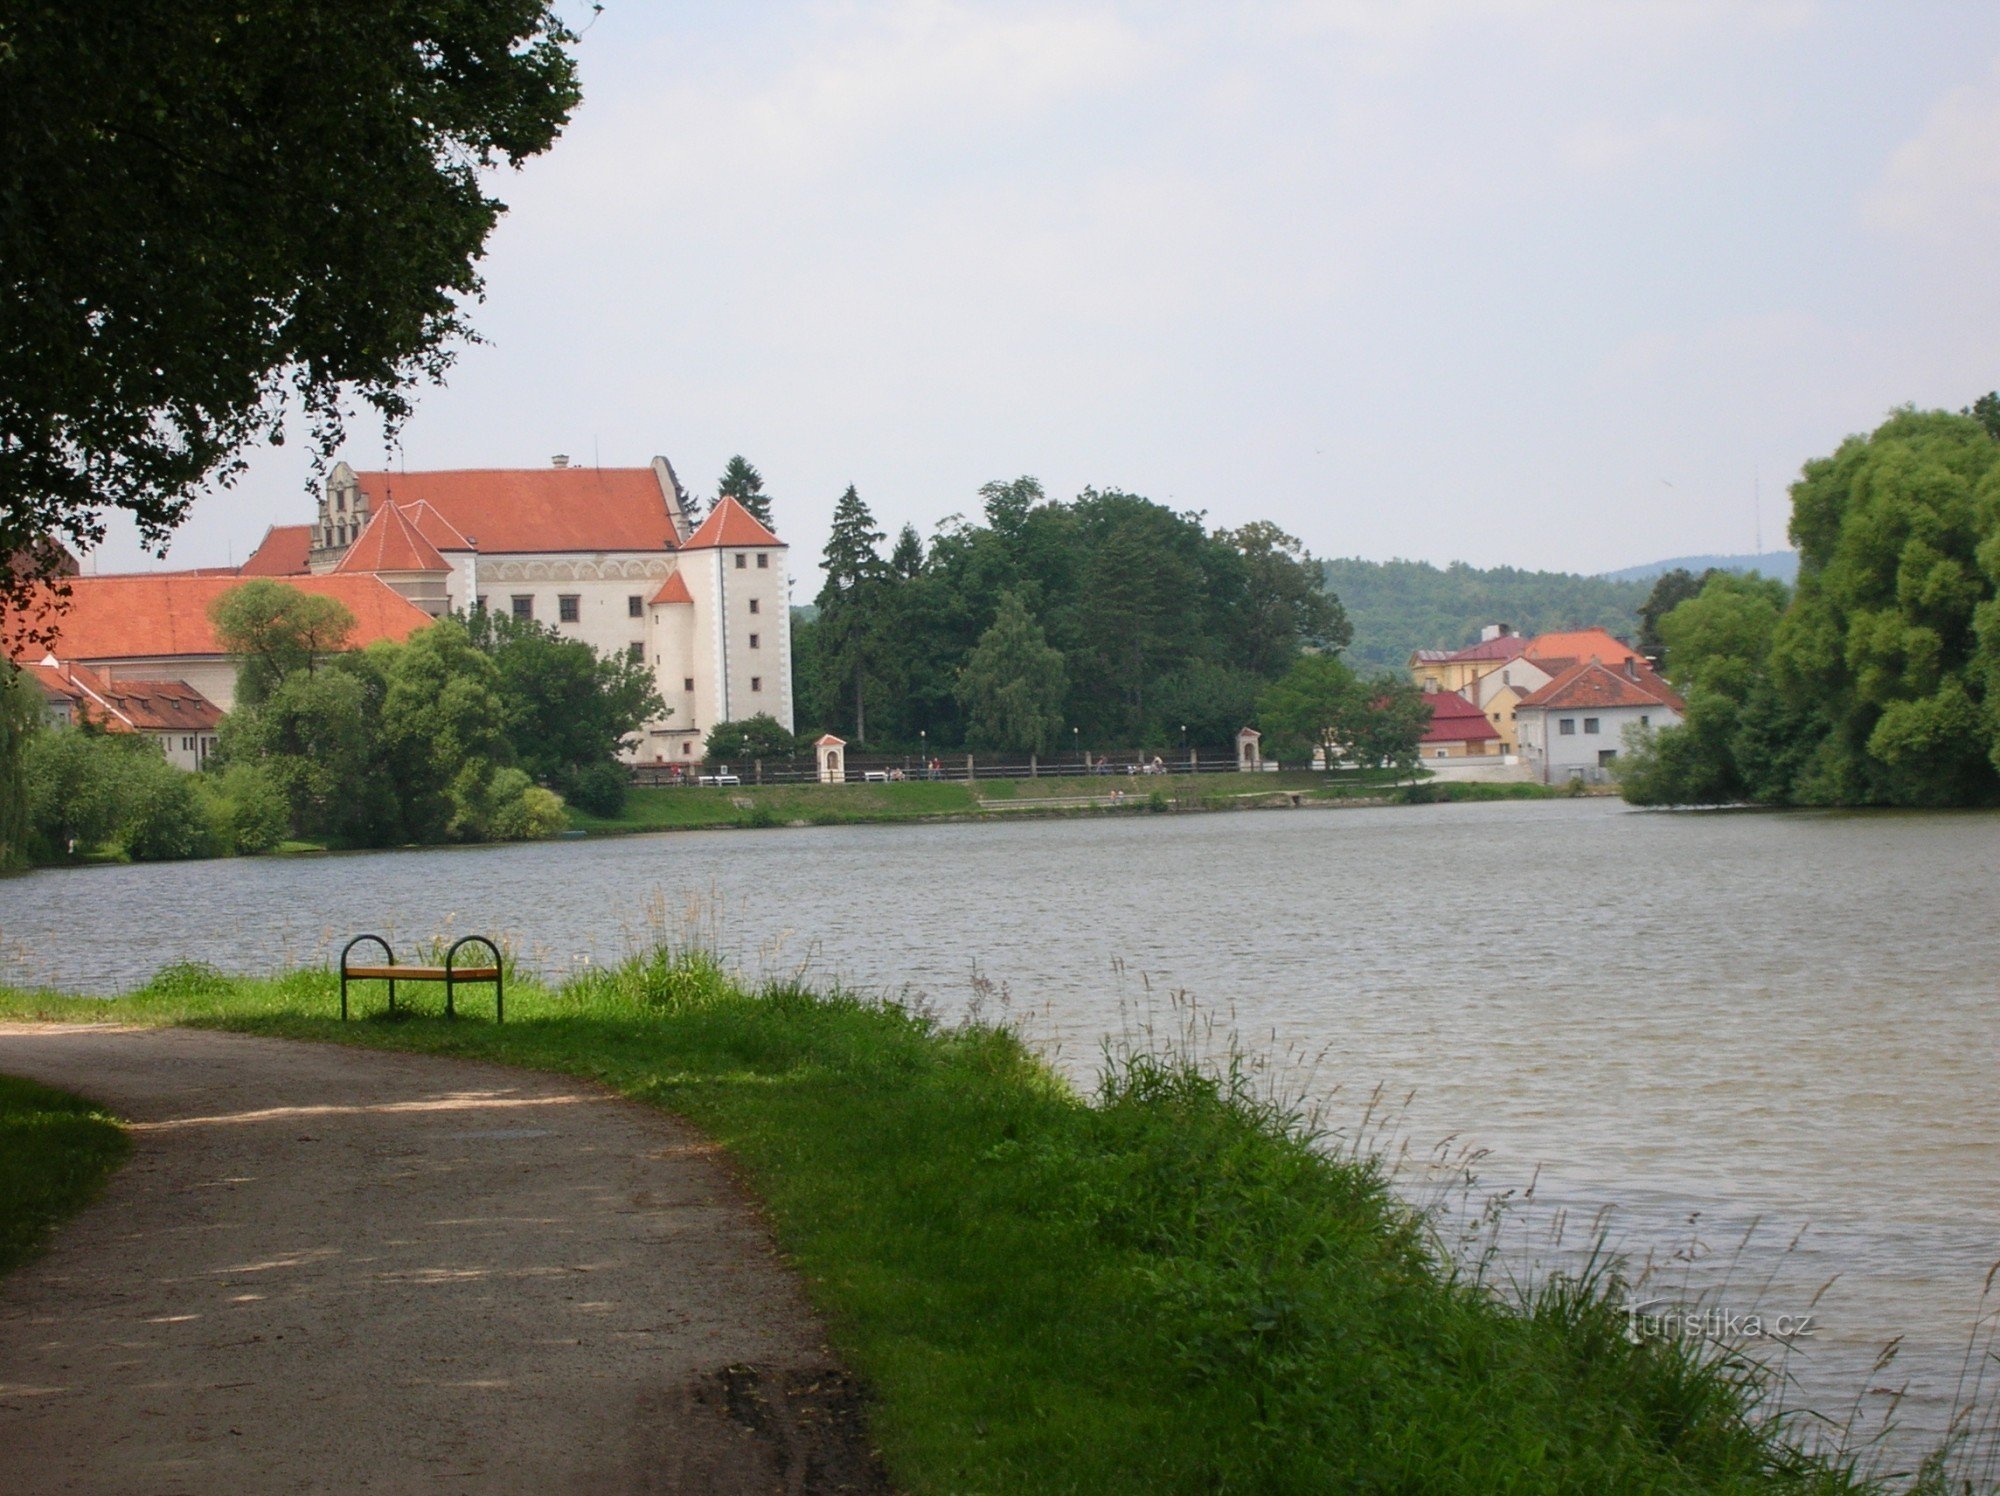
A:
343,965,501,981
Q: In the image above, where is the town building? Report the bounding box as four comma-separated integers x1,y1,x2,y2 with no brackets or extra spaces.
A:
1514,658,1684,784
1417,687,1504,758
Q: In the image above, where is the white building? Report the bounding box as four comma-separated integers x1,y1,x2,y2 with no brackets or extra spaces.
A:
249,458,793,762
1515,659,1685,785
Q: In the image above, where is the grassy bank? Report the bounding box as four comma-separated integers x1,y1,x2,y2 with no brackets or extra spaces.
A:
0,1074,129,1275
569,768,1556,835
0,959,1903,1493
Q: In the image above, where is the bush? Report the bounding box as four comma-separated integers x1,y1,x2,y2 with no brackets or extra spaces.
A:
564,759,627,817
119,754,211,861
491,783,568,841
202,763,288,854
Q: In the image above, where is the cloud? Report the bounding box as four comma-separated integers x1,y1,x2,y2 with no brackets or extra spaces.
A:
1863,55,2000,246
1560,113,1726,173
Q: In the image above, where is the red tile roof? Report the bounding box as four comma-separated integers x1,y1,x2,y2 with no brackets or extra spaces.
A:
6,574,435,662
1524,628,1640,666
240,525,314,577
353,468,678,555
399,500,472,552
1419,689,1502,744
651,573,693,605
21,661,221,733
334,503,450,575
680,496,782,550
1517,659,1684,712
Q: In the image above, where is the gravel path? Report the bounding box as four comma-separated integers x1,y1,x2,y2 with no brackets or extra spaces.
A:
0,1024,889,1494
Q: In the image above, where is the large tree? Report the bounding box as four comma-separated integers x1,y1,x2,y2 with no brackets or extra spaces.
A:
956,592,1067,755
467,611,663,798
0,3,581,602
209,581,357,707
815,485,888,742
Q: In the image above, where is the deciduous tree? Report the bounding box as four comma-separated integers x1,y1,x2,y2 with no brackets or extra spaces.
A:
956,593,1067,755
0,3,582,603
210,581,357,707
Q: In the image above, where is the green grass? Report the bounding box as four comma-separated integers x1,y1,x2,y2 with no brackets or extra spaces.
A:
0,961,1900,1494
0,1073,129,1276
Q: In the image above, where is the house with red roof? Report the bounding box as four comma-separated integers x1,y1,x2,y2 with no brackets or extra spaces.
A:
1515,658,1684,784
1418,686,1504,759
20,660,224,769
304,457,790,758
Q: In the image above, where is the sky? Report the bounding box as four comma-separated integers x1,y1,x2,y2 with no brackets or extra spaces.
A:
86,0,2000,585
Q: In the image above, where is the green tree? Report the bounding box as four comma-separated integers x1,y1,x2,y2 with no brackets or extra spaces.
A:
717,456,773,528
1635,567,1715,663
1961,391,2000,442
202,763,288,855
375,619,512,841
1220,521,1350,677
118,751,212,861
467,611,662,795
0,3,581,604
1346,677,1432,780
956,593,1067,755
816,485,888,742
23,722,133,853
0,666,36,869
216,666,379,842
210,581,357,707
704,715,796,764
1256,654,1364,768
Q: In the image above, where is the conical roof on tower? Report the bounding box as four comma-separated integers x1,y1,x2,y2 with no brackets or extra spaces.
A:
334,502,451,575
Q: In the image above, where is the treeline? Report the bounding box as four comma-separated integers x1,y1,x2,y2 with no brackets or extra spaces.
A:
6,580,660,864
793,479,1348,752
1621,402,2000,808
1324,557,1650,672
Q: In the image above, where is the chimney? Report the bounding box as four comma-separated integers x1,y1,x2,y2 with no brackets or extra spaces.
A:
551,454,570,468
1480,623,1513,643
1625,658,1638,680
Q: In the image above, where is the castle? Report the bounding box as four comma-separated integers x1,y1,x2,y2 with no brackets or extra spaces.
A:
15,456,794,766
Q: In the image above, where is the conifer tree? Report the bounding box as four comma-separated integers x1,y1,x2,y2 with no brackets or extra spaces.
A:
816,485,887,741
717,456,774,528
957,593,1067,755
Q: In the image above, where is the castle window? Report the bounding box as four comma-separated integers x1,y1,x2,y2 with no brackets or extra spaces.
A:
476,595,488,612
683,677,694,693
757,553,769,569
511,595,534,620
734,553,747,569
748,598,760,614
750,676,762,692
749,633,760,649
683,742,693,756
627,642,643,662
628,595,643,618
558,594,581,623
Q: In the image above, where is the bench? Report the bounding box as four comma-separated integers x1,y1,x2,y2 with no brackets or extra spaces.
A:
340,934,505,1023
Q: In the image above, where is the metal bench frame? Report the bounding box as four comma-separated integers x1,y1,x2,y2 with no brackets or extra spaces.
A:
339,934,504,1023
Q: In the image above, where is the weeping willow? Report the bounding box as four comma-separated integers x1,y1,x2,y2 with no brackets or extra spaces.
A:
0,664,37,870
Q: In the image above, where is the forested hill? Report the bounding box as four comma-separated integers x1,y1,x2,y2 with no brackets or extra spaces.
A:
1322,558,1650,673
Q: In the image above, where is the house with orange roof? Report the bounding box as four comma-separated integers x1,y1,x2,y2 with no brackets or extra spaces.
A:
1514,658,1684,784
1522,627,1643,670
7,572,436,716
303,456,790,758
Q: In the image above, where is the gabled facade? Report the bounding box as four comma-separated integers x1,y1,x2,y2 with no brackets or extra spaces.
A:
21,660,222,770
1515,658,1684,784
1418,686,1504,758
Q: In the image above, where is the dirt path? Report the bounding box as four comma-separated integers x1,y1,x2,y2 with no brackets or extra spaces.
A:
0,1024,889,1494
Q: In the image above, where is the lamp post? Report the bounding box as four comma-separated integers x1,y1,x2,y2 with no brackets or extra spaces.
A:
920,728,927,779
1180,724,1188,770
1072,725,1080,772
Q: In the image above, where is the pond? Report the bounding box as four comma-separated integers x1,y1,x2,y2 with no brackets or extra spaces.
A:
7,796,1997,1467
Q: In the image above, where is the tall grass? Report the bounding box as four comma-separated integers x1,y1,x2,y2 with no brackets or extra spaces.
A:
0,1074,129,1275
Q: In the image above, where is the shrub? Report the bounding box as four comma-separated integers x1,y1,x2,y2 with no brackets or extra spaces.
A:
120,755,212,861
564,759,627,817
491,782,568,840
202,763,288,854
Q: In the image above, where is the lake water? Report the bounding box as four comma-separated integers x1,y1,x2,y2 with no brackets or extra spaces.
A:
6,797,1997,1470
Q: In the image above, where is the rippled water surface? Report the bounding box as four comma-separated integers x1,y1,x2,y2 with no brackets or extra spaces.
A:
7,797,1997,1465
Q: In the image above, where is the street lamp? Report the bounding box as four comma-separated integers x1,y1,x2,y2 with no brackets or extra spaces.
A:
1072,725,1080,770
920,728,927,779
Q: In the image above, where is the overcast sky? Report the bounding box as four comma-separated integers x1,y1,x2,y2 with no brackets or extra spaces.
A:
87,0,2000,584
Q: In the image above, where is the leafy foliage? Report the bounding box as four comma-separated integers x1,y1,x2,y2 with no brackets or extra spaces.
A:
798,481,1342,750
0,3,581,602
703,714,797,765
208,580,356,707
956,592,1068,754
1256,655,1429,777
1621,405,2000,807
